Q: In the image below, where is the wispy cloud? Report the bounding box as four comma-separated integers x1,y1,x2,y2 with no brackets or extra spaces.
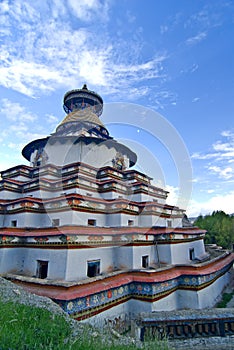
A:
67,0,110,22
160,25,168,35
0,98,46,147
192,130,234,180
0,0,168,104
185,3,225,31
186,32,207,46
192,153,220,161
1,98,37,122
208,165,233,180
46,114,59,124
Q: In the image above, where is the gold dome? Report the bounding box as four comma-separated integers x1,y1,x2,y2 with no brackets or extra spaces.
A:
57,108,105,131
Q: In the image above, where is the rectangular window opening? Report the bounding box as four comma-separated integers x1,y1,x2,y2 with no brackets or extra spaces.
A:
167,220,172,228
87,260,100,277
88,219,96,226
11,220,17,227
36,260,48,279
142,255,149,268
128,220,134,226
189,248,195,261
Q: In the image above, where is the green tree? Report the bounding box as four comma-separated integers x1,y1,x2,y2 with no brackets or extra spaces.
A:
194,211,234,249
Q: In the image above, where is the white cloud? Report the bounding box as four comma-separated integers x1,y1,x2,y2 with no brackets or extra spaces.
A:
160,25,168,34
213,141,234,152
126,11,136,24
0,60,67,97
191,64,198,73
166,182,234,217
0,0,169,104
208,165,233,180
221,130,233,137
0,0,10,13
187,191,234,217
0,98,47,152
186,32,207,46
207,189,215,194
191,152,219,160
0,98,37,122
46,114,59,124
67,0,109,22
192,131,234,181
166,185,179,205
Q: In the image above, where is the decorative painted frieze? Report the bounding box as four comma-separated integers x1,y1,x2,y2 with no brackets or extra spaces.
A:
57,260,233,320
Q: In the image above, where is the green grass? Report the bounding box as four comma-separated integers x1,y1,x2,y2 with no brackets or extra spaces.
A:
216,292,234,308
0,299,171,350
0,301,71,349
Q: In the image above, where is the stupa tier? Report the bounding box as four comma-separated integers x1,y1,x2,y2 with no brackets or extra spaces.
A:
0,85,233,321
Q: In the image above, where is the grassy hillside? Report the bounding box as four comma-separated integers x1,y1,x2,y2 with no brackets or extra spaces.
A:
0,278,170,350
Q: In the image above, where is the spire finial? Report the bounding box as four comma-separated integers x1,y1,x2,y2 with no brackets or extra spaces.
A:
82,84,88,90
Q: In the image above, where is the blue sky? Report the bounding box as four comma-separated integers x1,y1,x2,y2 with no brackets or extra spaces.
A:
0,0,233,216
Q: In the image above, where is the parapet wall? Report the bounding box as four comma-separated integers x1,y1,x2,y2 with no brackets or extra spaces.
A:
136,308,234,341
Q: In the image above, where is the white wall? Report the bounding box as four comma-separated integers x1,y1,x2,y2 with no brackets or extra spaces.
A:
23,248,68,279
197,270,231,308
170,239,205,264
70,211,106,226
2,210,107,228
0,191,23,200
176,289,199,309
157,244,172,264
3,212,51,228
65,246,118,281
132,245,155,269
131,193,165,204
0,246,68,279
114,246,133,270
138,215,166,227
37,140,131,170
0,247,25,274
157,240,206,265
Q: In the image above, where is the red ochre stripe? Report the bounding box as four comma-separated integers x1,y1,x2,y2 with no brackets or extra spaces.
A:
0,226,206,237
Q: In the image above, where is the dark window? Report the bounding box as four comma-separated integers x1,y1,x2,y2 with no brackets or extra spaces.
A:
52,219,60,227
11,220,17,227
189,248,195,260
128,220,134,226
88,219,96,226
142,255,149,268
36,260,48,279
87,260,100,277
167,220,172,228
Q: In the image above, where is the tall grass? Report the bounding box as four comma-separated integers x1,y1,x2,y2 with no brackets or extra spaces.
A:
216,292,234,308
0,299,171,349
0,301,71,349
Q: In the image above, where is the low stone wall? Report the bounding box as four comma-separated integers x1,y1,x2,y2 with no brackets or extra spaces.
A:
135,309,234,341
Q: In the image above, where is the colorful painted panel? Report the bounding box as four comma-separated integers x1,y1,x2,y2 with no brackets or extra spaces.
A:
56,262,232,320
